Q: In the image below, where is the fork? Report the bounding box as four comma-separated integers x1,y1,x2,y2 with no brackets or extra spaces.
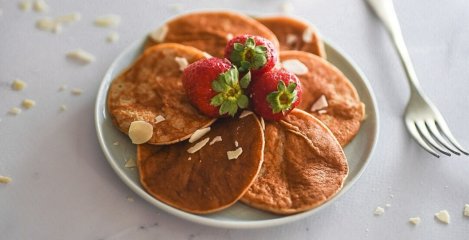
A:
366,0,468,157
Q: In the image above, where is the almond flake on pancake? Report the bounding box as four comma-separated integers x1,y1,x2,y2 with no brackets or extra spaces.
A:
67,49,95,64
226,33,233,40
94,14,121,27
189,127,211,143
209,136,222,145
302,27,313,43
154,115,165,124
318,109,327,114
174,57,189,71
235,141,239,147
227,147,243,160
286,34,298,45
187,137,210,154
310,95,328,112
128,121,153,144
150,25,168,42
239,110,254,118
202,52,212,59
282,59,308,75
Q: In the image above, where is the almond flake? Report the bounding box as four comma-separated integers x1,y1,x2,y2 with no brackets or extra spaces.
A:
202,52,212,59
71,88,83,95
128,121,153,144
464,204,469,217
22,99,36,109
11,79,27,91
59,104,67,112
286,34,298,45
280,1,294,14
124,158,136,168
435,210,450,224
385,203,391,208
187,157,192,161
409,217,421,225
127,197,134,202
36,18,62,33
106,32,119,43
374,206,385,216
0,175,12,184
187,137,210,154
94,14,121,27
67,49,95,64
56,13,81,24
227,147,243,160
209,136,222,145
174,57,189,71
282,59,308,75
113,141,120,146
189,127,211,143
260,117,265,131
8,107,21,115
302,27,313,43
310,95,328,112
33,0,48,12
155,115,165,124
169,3,183,13
317,109,327,114
226,33,233,40
235,141,239,147
18,1,32,11
239,110,253,118
150,25,168,42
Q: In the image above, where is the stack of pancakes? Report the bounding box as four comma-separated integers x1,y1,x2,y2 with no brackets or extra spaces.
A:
107,11,365,215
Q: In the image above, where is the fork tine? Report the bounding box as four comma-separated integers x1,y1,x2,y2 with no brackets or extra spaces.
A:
436,120,469,155
415,121,451,156
425,120,460,155
406,120,440,158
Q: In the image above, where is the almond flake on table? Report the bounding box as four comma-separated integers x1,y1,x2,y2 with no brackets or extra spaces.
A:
33,0,49,12
302,27,313,43
154,115,165,124
124,158,136,168
374,206,385,216
187,137,210,154
128,121,153,144
8,107,21,115
55,13,81,24
189,127,211,143
18,1,32,11
66,49,95,64
227,147,243,160
106,32,119,43
127,197,134,202
150,25,168,42
209,136,222,145
0,175,12,184
174,57,189,71
282,59,308,75
71,88,83,95
464,204,469,217
59,104,67,112
385,203,391,208
36,17,62,33
113,141,119,146
94,14,121,27
310,95,328,112
168,3,183,13
286,34,298,46
280,1,294,14
22,99,36,109
409,217,421,225
11,79,27,91
434,210,450,224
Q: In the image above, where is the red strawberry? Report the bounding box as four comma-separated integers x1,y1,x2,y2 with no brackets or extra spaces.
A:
224,34,278,76
182,58,251,117
250,69,302,121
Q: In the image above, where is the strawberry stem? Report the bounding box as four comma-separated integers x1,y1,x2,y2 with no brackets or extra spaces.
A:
230,37,268,72
266,81,298,114
210,67,251,116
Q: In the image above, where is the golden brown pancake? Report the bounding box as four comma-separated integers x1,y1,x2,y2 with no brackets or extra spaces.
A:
137,113,265,214
241,109,348,215
280,51,365,146
146,11,280,57
107,43,216,145
257,16,326,58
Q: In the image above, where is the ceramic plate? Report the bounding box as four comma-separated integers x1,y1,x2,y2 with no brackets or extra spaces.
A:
95,35,379,229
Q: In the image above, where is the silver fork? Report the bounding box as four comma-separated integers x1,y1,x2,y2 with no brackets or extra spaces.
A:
366,0,468,157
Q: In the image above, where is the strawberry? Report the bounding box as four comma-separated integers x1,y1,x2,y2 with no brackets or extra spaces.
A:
250,69,302,121
182,58,251,117
224,34,278,76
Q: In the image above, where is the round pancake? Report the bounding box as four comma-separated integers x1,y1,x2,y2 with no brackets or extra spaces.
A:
146,11,280,57
241,109,348,215
280,51,365,146
107,43,216,145
257,16,326,58
137,113,264,214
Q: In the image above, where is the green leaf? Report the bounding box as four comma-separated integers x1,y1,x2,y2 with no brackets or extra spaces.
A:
237,94,249,109
277,81,286,91
240,71,251,89
239,61,251,72
245,37,255,48
252,54,267,69
266,92,282,113
234,43,244,51
219,100,238,116
254,46,267,53
287,82,297,93
211,79,225,92
210,93,225,106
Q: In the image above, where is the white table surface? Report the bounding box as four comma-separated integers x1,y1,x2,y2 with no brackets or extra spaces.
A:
1,0,468,239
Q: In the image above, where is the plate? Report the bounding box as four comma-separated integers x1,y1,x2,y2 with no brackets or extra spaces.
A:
95,36,379,229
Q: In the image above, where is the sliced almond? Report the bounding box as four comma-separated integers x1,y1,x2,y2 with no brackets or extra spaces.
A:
317,109,327,115
18,1,32,11
8,107,21,115
435,210,450,224
280,1,294,14
154,115,165,124
59,104,67,112
464,204,469,217
409,217,421,225
106,32,119,43
71,88,83,95
56,13,81,24
209,136,222,145
174,57,189,71
22,99,36,109
302,26,313,43
0,175,12,184
202,52,212,59
94,14,121,27
124,158,137,168
150,25,168,42
227,147,243,160
239,110,254,118
67,49,95,64
310,95,328,112
226,33,233,40
33,0,48,12
234,141,239,147
128,121,153,144
188,127,211,143
187,137,210,154
374,206,385,216
282,59,308,75
11,79,27,91
286,34,298,45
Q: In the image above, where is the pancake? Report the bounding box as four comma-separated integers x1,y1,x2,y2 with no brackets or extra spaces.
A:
280,51,365,146
145,11,280,57
241,109,348,215
257,16,326,58
107,43,216,145
137,113,265,214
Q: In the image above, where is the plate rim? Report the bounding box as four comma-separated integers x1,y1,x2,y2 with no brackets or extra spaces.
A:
94,36,380,229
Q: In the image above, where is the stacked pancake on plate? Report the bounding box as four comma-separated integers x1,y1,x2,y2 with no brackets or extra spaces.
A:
107,11,365,215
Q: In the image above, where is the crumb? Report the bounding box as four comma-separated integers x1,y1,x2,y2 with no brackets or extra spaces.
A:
106,32,119,43
59,104,67,112
409,217,421,225
71,88,83,95
8,107,21,115
374,206,385,216
464,204,469,217
385,203,391,208
58,85,67,91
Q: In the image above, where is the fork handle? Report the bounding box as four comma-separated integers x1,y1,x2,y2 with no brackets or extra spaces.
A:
366,0,423,94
